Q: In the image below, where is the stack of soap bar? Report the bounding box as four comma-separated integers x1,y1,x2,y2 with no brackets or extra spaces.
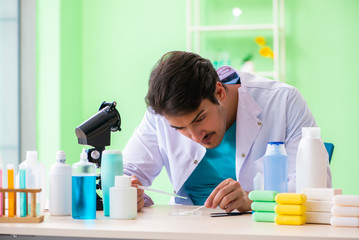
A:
274,193,307,225
249,190,278,222
331,195,359,227
302,188,342,224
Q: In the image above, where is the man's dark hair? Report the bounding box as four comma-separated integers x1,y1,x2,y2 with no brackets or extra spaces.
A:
145,51,220,116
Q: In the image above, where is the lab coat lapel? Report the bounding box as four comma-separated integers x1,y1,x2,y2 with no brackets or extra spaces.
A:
235,78,263,179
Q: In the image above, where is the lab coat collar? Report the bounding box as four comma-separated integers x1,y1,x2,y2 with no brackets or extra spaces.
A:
235,71,263,179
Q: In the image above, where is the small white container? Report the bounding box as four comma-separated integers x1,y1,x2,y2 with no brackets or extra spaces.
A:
49,151,72,215
110,175,137,219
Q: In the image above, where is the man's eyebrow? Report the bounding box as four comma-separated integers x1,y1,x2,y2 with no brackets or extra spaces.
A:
170,110,205,129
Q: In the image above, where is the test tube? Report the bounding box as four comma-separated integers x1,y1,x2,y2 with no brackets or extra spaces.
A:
20,169,26,217
7,164,15,217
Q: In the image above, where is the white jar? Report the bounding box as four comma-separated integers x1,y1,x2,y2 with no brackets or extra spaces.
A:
110,175,137,219
296,127,328,193
49,151,72,215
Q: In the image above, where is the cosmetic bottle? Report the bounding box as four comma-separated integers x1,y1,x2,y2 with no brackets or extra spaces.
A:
72,149,97,219
101,150,123,216
49,151,72,215
263,142,288,193
296,127,328,193
110,175,136,219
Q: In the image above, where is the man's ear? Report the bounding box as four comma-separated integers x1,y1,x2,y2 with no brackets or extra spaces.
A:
215,82,226,102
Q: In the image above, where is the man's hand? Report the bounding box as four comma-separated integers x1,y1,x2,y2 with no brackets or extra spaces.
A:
130,175,145,212
204,178,252,213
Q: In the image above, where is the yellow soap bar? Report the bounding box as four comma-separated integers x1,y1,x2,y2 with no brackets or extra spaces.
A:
275,214,306,225
275,204,306,215
275,193,307,204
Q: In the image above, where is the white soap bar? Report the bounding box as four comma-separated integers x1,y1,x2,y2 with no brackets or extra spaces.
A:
306,211,332,224
331,216,359,227
333,195,359,207
302,188,342,201
306,200,333,212
332,206,359,217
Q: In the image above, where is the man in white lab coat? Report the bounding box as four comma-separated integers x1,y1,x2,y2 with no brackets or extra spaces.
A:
122,51,331,212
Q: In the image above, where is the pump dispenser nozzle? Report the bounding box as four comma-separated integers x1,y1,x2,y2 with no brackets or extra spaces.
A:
80,149,88,162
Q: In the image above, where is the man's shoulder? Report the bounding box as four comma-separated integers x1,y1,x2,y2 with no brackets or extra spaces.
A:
239,71,295,92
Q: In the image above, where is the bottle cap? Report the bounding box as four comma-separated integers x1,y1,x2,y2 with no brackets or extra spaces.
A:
56,151,66,162
115,175,130,188
102,150,122,155
302,127,321,139
72,149,97,175
7,164,14,170
26,151,38,163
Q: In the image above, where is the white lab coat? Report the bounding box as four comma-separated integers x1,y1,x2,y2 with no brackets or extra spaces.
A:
123,69,332,206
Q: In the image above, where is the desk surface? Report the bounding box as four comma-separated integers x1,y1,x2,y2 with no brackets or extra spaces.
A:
0,205,358,240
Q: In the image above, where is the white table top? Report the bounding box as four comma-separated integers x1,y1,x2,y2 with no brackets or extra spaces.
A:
0,205,358,240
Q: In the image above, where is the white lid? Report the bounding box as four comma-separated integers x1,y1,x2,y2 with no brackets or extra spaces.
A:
302,127,321,139
115,175,130,188
7,164,14,170
72,149,97,175
102,150,122,155
56,151,66,161
26,151,38,163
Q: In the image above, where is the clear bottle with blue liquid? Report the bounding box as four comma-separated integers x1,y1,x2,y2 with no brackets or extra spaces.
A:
263,142,288,193
72,149,97,219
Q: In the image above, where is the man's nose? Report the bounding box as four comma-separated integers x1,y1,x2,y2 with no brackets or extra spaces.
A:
188,127,205,143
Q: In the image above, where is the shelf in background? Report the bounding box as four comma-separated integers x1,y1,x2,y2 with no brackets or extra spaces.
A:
189,24,275,32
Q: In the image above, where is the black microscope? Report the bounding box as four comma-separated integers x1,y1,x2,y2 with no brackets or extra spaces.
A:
75,101,121,210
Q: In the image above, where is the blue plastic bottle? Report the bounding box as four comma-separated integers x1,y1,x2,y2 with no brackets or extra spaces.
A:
263,142,288,193
72,149,97,219
101,150,123,216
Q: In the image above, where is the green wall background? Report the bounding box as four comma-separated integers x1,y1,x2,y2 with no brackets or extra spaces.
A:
37,0,359,204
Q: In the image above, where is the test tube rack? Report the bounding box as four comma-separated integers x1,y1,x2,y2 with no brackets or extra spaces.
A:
0,188,44,223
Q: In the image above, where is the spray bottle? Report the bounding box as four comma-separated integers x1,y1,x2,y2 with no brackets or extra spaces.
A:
49,151,72,215
72,149,97,219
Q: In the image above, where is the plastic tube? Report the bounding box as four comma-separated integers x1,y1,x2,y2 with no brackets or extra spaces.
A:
20,169,26,217
7,164,15,217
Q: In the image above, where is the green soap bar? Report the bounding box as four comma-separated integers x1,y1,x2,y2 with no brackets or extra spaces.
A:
251,201,277,212
252,211,277,222
249,190,279,202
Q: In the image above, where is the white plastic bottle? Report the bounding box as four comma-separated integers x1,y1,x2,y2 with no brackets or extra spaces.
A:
296,127,328,193
110,175,137,219
49,151,72,215
17,151,47,215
